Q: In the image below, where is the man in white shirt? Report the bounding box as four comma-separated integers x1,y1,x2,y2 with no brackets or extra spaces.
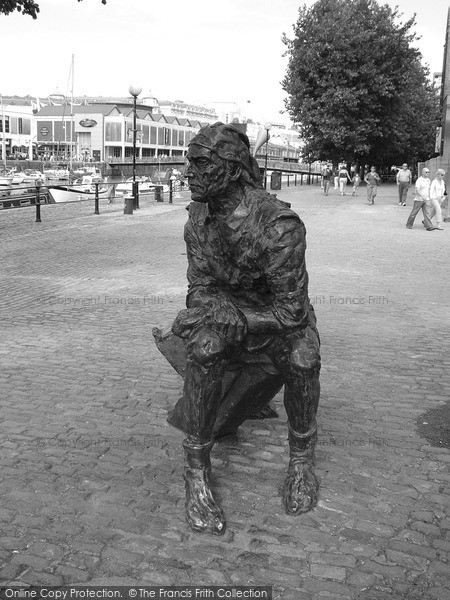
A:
405,168,435,230
396,163,412,206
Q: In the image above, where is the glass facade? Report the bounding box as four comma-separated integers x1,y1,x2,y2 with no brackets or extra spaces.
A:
105,122,122,142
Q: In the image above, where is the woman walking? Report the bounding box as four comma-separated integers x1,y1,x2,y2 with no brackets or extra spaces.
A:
338,164,351,196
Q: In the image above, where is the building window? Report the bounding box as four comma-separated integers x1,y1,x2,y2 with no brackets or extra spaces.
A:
22,119,30,135
142,125,149,144
105,122,122,142
113,147,122,157
0,116,10,133
125,147,139,158
142,147,155,157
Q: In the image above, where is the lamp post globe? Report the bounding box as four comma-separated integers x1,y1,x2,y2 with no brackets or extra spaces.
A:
128,84,142,98
128,84,142,209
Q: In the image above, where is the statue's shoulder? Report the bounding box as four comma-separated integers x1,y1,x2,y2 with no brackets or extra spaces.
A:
249,188,302,224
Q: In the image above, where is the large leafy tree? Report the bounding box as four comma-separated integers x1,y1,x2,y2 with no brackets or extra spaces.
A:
0,0,106,19
282,0,440,167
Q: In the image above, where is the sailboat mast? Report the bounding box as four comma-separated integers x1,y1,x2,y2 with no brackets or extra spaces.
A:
70,54,74,171
1,95,7,172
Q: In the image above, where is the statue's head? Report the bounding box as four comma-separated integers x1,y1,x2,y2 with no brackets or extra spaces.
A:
185,122,262,202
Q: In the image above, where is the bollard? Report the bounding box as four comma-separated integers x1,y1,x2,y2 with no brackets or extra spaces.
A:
133,181,139,210
155,186,164,202
94,183,100,215
124,195,134,215
35,179,42,223
169,179,173,204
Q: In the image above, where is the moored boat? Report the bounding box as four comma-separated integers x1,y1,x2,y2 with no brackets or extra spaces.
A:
115,176,168,198
48,175,109,203
44,164,71,180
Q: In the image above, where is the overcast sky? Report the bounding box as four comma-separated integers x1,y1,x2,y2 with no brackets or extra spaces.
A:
0,0,448,123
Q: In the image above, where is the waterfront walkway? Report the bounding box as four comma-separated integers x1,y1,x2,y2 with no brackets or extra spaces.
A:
0,183,449,599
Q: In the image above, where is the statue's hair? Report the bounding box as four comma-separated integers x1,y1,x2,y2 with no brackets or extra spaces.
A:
189,122,263,188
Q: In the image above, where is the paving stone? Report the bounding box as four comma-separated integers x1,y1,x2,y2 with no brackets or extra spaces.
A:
309,564,347,581
359,559,406,579
385,549,429,570
410,521,442,536
276,588,312,600
0,564,27,581
54,565,90,583
21,571,65,586
427,587,450,600
387,539,436,561
301,577,351,595
310,552,356,568
0,537,28,551
396,529,429,545
428,559,450,576
434,539,450,552
26,541,66,561
10,554,50,570
346,571,382,588
351,520,396,538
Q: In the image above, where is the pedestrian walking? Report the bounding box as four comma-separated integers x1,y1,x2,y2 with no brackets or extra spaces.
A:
321,163,333,196
351,172,361,196
396,163,412,206
429,169,446,230
338,164,351,196
333,166,339,190
107,183,116,204
405,167,435,230
364,166,380,204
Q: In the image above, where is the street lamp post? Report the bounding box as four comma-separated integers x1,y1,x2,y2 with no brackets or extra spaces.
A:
264,123,271,190
128,83,142,210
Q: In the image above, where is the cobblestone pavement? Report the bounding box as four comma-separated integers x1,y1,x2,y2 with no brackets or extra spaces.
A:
1,183,449,599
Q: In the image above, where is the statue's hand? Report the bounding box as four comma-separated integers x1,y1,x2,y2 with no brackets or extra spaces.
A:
204,297,247,346
172,307,208,339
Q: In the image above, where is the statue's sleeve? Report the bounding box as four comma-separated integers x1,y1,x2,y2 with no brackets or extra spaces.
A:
262,216,310,330
184,219,220,308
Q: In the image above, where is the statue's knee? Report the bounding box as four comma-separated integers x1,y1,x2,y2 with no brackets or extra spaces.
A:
290,340,321,373
189,327,226,365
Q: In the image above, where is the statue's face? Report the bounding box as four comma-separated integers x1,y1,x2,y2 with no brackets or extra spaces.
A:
186,144,232,203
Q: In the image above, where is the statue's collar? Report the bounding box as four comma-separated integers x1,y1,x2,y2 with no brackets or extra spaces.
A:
205,193,252,229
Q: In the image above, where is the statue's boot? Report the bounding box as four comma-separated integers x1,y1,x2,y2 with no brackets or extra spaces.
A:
283,423,319,514
183,439,226,535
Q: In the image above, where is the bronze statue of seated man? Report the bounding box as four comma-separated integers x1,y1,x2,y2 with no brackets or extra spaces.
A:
153,122,321,535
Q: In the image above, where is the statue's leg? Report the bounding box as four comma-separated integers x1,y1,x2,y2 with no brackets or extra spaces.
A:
283,419,319,514
272,328,321,514
183,438,226,536
179,328,228,535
